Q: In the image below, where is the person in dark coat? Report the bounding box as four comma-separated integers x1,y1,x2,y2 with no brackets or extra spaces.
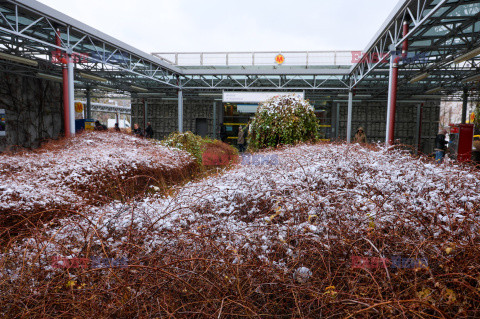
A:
133,123,144,137
114,123,121,132
95,120,107,131
220,123,227,142
145,122,154,139
434,128,448,163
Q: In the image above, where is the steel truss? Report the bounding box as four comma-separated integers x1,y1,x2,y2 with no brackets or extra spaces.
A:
0,0,478,99
178,74,350,91
350,0,480,97
0,0,181,90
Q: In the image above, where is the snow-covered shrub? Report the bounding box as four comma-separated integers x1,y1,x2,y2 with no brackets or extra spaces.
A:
3,143,480,317
0,131,197,230
247,94,318,150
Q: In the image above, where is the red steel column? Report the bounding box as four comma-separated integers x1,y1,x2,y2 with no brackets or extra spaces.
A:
387,21,409,145
388,58,400,145
56,29,70,137
402,21,409,58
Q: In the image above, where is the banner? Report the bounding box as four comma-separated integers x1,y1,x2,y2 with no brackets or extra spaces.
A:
0,109,5,136
237,104,258,113
223,91,304,103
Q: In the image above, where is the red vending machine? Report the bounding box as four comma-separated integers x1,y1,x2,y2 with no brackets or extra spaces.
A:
449,124,474,162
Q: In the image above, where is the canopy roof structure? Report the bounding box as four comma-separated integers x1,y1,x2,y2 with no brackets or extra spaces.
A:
0,0,479,102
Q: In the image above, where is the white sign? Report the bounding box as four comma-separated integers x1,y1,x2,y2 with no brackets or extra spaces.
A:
0,109,5,137
237,104,258,113
223,91,304,103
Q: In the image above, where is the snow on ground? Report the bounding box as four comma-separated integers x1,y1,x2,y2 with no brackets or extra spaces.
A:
0,132,195,213
5,143,480,275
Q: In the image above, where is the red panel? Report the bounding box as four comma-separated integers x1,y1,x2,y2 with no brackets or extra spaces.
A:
458,124,474,162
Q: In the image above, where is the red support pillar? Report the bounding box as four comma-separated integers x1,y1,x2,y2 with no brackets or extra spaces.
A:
56,29,70,137
388,57,400,145
402,21,409,58
387,21,409,146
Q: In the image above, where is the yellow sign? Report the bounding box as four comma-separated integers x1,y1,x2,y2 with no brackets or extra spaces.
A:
74,102,84,113
275,54,285,65
85,121,95,131
469,112,475,124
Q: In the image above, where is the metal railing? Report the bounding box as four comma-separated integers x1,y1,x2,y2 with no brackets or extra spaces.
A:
151,51,356,67
75,101,131,115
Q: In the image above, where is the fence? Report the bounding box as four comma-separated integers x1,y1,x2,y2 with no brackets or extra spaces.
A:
152,51,355,67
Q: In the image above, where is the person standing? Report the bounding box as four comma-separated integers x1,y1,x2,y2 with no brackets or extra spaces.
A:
434,128,448,163
145,122,154,139
238,125,245,152
244,123,250,149
220,123,227,142
354,127,367,144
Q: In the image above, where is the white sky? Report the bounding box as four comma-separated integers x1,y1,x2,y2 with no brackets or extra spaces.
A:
37,0,400,53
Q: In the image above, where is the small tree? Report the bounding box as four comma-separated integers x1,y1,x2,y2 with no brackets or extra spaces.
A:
247,94,319,150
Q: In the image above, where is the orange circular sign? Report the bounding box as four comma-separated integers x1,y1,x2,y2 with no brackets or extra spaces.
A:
275,54,285,65
470,112,475,124
74,102,84,113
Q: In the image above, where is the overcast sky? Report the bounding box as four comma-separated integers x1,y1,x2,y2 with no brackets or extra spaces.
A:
37,0,400,53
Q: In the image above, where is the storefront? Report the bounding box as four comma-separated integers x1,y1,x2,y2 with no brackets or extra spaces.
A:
221,103,255,143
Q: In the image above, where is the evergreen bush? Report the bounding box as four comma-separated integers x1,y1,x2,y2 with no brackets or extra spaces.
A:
247,94,319,150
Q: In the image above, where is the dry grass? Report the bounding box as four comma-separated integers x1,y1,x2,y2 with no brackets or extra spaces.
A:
1,141,480,318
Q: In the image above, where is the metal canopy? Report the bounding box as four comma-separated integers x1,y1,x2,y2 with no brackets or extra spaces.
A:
0,0,181,92
350,0,480,99
0,0,478,100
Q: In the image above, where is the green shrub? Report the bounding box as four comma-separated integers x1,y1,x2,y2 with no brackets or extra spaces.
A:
474,101,480,127
161,131,238,167
247,94,319,150
161,131,205,165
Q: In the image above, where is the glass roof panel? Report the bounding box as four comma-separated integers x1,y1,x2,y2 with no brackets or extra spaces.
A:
409,40,432,47
423,25,452,36
431,7,450,17
474,21,480,31
447,3,480,17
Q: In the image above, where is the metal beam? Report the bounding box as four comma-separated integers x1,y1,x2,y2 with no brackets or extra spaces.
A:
461,87,469,124
347,90,353,143
178,89,183,133
182,68,351,76
213,101,217,139
67,54,75,135
85,87,91,119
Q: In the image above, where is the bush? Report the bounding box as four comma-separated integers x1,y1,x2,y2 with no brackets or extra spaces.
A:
162,131,238,167
161,131,205,165
247,94,319,150
202,139,238,166
0,131,198,242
